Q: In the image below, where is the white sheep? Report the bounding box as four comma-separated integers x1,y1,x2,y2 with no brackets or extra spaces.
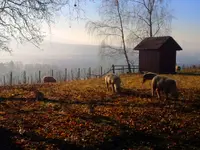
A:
151,75,178,100
105,73,121,93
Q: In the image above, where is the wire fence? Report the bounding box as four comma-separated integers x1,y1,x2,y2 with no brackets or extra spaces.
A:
0,65,140,86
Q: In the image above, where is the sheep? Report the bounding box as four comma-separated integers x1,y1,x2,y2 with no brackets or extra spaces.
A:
176,65,181,72
151,75,178,100
43,76,56,83
34,90,44,101
105,73,121,93
142,72,157,84
29,86,44,101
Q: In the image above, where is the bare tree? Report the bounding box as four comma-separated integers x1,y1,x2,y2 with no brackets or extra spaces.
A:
128,0,173,39
86,0,173,71
0,0,91,52
86,0,132,73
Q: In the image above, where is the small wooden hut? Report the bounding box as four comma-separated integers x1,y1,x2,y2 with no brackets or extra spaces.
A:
134,36,182,74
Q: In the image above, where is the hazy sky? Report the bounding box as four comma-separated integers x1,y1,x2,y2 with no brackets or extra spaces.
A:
171,0,200,49
40,0,200,48
1,0,200,65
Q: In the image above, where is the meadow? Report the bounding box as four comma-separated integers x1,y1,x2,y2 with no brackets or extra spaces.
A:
0,73,200,150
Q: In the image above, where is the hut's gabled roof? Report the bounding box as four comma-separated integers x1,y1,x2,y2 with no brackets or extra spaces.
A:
134,36,182,51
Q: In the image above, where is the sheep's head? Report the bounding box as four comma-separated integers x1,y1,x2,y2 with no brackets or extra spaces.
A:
169,81,179,99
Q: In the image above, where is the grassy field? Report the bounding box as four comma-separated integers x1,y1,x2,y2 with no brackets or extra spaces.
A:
0,73,200,150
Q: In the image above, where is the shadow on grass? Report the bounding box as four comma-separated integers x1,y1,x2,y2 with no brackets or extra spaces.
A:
2,122,163,150
174,99,200,114
2,108,199,150
0,96,179,112
1,100,200,149
1,87,200,115
79,114,167,150
81,113,200,150
120,88,152,98
0,126,85,150
0,127,22,150
22,131,83,150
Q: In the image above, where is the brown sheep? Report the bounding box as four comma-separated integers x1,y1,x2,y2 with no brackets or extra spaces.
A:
34,90,44,101
142,72,157,84
151,75,178,100
105,73,121,93
43,76,56,83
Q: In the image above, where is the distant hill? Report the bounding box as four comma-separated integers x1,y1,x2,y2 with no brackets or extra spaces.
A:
177,49,200,66
0,41,199,68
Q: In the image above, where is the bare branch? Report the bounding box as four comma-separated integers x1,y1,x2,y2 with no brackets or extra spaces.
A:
130,0,172,37
0,0,91,51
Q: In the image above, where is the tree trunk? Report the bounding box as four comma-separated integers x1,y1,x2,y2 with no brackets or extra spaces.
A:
149,10,153,37
149,0,155,37
116,0,131,73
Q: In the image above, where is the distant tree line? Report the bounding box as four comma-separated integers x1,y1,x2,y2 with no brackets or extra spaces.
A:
0,61,59,76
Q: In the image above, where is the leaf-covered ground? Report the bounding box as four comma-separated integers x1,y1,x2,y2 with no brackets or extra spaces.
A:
0,74,200,150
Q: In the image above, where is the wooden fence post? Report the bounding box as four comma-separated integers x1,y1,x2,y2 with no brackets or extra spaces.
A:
51,69,54,77
88,67,91,79
112,64,115,74
23,71,26,84
122,66,124,73
31,75,33,84
100,66,103,77
77,68,80,79
74,68,77,79
3,76,5,86
80,68,84,80
64,68,67,81
71,69,74,80
83,68,86,79
9,72,12,86
39,70,41,83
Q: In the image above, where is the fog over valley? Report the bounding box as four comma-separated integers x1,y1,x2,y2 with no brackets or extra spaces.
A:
0,41,199,75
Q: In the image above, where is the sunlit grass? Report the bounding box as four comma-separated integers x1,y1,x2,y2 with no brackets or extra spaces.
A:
0,73,200,149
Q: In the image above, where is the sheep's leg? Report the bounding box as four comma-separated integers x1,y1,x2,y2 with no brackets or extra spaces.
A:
114,84,119,93
164,89,169,100
114,84,116,93
156,88,161,100
151,80,156,97
111,84,115,93
151,86,155,97
106,83,109,91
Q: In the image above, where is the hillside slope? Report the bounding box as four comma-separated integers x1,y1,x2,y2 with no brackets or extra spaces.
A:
0,74,200,149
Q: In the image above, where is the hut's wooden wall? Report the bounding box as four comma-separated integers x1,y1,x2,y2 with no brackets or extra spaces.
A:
139,50,160,73
160,49,176,74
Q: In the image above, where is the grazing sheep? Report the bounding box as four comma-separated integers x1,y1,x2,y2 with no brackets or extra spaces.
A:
176,65,181,72
142,72,157,84
151,75,178,100
43,76,56,83
34,90,44,101
105,73,121,93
